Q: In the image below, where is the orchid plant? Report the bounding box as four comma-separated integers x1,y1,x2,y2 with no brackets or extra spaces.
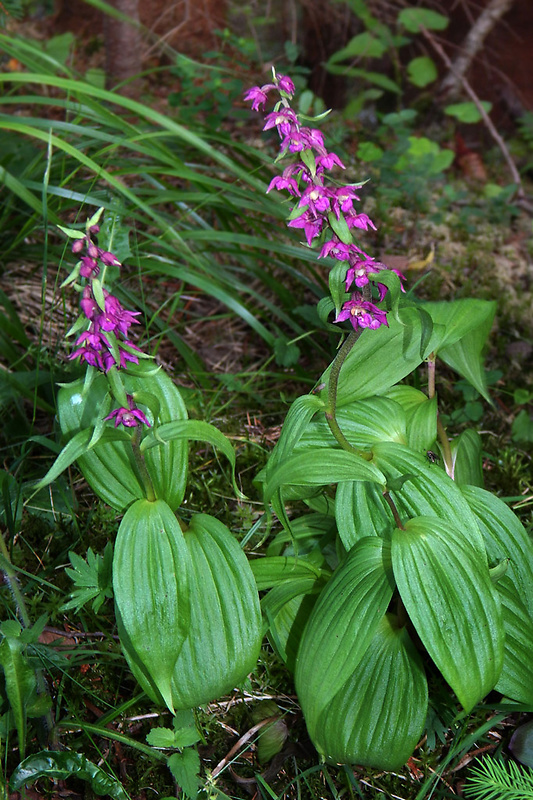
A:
245,71,533,770
35,209,262,778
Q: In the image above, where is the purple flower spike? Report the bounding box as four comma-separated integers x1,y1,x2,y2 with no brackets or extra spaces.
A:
335,293,388,331
104,394,151,428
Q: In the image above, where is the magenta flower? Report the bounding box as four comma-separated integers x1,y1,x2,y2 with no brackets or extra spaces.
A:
104,395,151,428
298,185,331,215
267,174,300,196
287,208,324,245
316,152,345,171
334,293,388,331
79,256,100,279
98,292,141,336
277,75,295,96
243,85,273,112
98,250,122,267
263,107,299,136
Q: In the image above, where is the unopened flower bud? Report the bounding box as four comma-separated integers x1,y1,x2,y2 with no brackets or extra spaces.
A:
98,250,121,267
87,242,99,258
89,224,100,235
71,238,86,254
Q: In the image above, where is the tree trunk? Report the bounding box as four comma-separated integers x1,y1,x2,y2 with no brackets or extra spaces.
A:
104,0,142,98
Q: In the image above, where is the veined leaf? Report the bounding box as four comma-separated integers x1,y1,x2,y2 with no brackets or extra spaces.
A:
494,579,533,704
313,613,428,770
295,537,395,729
335,480,392,548
371,441,486,556
461,485,533,615
450,429,484,487
392,516,504,712
113,499,191,711
296,396,407,452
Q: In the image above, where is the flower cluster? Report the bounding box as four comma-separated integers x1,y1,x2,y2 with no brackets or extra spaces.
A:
244,72,405,331
69,230,141,372
67,222,149,429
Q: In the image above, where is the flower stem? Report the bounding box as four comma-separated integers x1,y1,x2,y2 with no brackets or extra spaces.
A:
383,490,404,530
324,330,367,457
131,428,156,501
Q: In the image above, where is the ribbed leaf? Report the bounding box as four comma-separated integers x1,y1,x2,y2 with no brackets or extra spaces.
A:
263,582,322,672
461,485,533,616
295,537,395,729
168,514,262,709
313,613,428,770
494,579,533,704
335,480,392,548
392,516,504,711
113,499,191,711
403,395,437,453
296,396,407,452
263,448,385,506
451,429,484,487
372,442,486,555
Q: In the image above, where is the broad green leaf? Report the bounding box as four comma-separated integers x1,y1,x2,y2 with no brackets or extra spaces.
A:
140,417,237,495
420,299,496,401
398,7,449,32
407,56,437,87
167,514,262,709
371,441,486,555
325,65,401,94
461,486,533,615
263,448,386,512
392,516,504,712
0,625,36,757
385,385,429,413
494,579,533,704
295,537,395,727
335,480,392,548
395,137,454,175
327,32,387,62
9,750,128,800
250,556,324,590
113,499,192,712
263,582,323,672
319,306,436,407
444,101,492,124
167,749,201,800
265,394,325,473
313,613,428,770
146,728,177,748
450,429,484,487
403,394,437,452
296,396,407,452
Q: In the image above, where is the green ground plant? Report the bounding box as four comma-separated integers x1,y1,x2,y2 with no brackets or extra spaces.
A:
1,17,533,800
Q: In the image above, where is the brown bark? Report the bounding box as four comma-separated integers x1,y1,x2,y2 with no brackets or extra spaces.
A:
104,0,142,97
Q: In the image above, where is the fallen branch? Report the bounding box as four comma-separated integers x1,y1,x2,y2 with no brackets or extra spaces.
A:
440,0,515,98
421,26,525,201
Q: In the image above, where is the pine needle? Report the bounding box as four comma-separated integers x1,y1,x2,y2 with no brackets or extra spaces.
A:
464,755,533,800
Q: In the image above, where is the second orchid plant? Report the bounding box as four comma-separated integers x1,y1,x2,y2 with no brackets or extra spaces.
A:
245,71,533,771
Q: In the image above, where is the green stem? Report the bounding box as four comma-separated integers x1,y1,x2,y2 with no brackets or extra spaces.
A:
383,491,404,530
0,532,31,629
56,720,168,761
324,330,366,457
106,366,129,409
427,353,454,476
130,427,156,501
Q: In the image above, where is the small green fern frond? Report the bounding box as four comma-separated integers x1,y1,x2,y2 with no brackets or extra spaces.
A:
464,756,533,800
